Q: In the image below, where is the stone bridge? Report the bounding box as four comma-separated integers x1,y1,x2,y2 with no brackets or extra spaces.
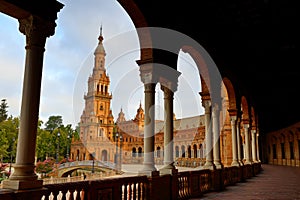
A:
55,160,118,177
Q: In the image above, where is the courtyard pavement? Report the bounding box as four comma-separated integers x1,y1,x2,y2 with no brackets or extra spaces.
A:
191,164,300,200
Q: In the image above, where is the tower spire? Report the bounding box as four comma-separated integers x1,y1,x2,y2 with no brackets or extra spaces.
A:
98,24,104,43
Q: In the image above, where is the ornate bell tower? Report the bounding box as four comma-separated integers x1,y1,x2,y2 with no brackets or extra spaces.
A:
71,27,115,162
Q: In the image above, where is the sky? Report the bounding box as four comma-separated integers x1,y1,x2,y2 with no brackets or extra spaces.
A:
0,0,204,129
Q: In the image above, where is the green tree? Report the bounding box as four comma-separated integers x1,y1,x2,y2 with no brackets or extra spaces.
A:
36,127,55,161
44,115,63,133
36,116,76,163
0,99,8,122
0,116,19,162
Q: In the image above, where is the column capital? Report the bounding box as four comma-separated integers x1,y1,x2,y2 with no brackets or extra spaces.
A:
211,103,220,118
201,99,211,111
144,83,156,93
243,123,250,129
158,65,181,92
19,15,57,48
199,91,210,100
230,115,237,122
228,108,238,116
212,102,219,112
137,59,157,84
242,118,250,125
161,85,174,99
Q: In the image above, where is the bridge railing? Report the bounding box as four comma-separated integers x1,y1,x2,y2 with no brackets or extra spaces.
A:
59,160,116,169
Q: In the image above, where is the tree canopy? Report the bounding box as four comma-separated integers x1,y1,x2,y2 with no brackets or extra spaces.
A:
0,99,9,122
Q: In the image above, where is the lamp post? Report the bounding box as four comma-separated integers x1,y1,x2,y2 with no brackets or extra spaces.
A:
56,132,60,163
118,134,123,172
66,134,70,162
114,132,119,168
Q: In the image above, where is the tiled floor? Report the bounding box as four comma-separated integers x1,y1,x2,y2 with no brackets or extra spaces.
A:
191,164,300,200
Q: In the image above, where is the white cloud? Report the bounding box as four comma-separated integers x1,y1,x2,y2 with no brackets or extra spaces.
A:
0,0,204,129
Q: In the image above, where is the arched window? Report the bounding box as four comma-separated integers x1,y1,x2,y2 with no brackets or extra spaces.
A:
175,146,179,158
76,149,80,161
132,147,137,157
138,147,143,157
181,145,185,158
187,145,191,158
193,144,197,158
101,150,108,161
157,146,161,158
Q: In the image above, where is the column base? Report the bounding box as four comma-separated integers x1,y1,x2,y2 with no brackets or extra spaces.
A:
244,160,252,165
231,161,240,167
214,161,223,169
202,162,216,170
2,179,43,190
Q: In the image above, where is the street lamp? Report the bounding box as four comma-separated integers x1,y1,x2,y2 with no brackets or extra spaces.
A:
56,132,60,163
66,134,70,162
114,132,119,167
118,134,123,172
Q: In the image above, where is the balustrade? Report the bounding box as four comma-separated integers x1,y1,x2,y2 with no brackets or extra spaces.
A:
0,163,261,200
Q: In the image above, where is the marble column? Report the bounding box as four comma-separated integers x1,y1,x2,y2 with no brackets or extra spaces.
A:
140,83,158,175
212,103,223,169
251,130,258,162
202,100,215,170
160,85,177,174
244,123,252,164
2,16,56,190
236,118,243,165
230,115,239,166
256,132,261,162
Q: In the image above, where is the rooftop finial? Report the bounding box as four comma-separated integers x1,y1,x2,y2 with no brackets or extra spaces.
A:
98,24,104,42
100,24,103,36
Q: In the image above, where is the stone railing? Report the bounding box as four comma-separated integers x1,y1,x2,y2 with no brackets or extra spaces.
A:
0,162,262,200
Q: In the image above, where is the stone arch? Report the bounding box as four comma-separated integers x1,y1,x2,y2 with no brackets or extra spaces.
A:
117,0,152,61
175,146,180,158
180,45,223,108
187,145,192,158
220,77,238,166
156,146,161,158
193,144,197,158
138,147,143,157
288,130,294,142
132,147,137,157
222,77,237,110
101,150,108,161
241,96,250,123
181,46,211,95
181,145,186,158
251,106,257,130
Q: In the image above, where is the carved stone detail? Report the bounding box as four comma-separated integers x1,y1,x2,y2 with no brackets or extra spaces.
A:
19,15,56,47
161,85,174,100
